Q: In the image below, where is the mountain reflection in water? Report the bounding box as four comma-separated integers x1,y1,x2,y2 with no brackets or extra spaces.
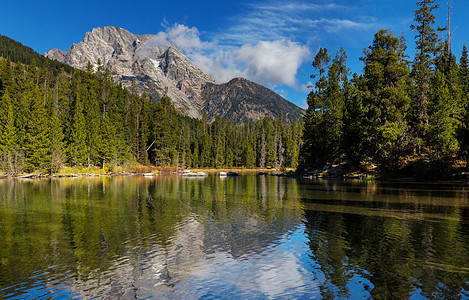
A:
0,176,468,299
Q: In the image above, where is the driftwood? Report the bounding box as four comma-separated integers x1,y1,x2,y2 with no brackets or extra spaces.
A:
18,174,34,178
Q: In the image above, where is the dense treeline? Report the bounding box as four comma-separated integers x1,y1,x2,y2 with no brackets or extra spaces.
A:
300,0,469,174
0,54,302,174
0,34,73,75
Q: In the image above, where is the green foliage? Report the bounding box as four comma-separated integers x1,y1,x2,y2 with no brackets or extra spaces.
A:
342,74,366,166
459,45,469,163
301,48,347,169
68,83,88,166
0,89,16,174
460,45,469,97
0,34,73,75
23,65,51,172
409,0,444,148
151,96,179,167
360,29,411,171
428,70,459,158
300,1,469,174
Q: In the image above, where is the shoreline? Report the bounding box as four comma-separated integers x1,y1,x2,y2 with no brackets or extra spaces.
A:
0,167,290,180
3,167,469,184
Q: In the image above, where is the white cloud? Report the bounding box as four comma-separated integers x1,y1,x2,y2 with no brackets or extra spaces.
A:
254,2,345,12
213,1,376,46
137,1,376,89
136,32,169,60
189,50,246,83
300,81,313,93
235,40,310,87
166,24,211,51
321,18,375,33
141,23,309,87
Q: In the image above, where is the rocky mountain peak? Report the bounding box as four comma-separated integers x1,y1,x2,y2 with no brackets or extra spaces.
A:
45,26,303,122
44,48,67,62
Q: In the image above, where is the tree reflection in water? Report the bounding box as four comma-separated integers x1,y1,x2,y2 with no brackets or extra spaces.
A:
1,177,469,298
301,180,469,299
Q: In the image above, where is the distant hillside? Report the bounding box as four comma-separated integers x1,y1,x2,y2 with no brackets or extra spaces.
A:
202,78,304,123
0,34,73,74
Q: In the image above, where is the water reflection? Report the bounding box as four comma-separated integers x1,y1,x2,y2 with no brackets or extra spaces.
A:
1,177,469,298
300,180,469,299
0,175,305,299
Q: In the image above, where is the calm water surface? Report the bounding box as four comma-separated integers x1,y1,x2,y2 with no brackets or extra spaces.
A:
1,175,469,299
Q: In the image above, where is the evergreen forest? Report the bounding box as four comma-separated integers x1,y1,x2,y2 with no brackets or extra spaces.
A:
1,0,469,177
300,0,469,175
0,53,302,175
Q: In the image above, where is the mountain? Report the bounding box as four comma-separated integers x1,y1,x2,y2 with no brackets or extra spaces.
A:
46,26,214,118
45,26,303,121
202,78,303,123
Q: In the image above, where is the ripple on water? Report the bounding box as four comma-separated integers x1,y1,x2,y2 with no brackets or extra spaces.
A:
2,176,469,299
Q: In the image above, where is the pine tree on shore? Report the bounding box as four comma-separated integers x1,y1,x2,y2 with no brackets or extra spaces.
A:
409,0,444,153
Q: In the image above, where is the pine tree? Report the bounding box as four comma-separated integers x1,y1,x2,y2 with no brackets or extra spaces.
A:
263,117,276,167
259,125,266,168
322,50,348,163
342,74,366,166
24,83,51,172
13,62,29,172
429,69,459,158
0,89,16,174
178,122,191,169
410,0,444,151
0,58,13,96
274,116,284,167
245,128,255,169
199,114,212,167
459,45,469,164
152,96,179,166
99,115,117,168
49,110,65,174
425,36,462,161
360,29,411,171
460,45,469,98
83,62,102,167
192,138,199,168
216,119,226,169
138,95,152,165
290,119,303,169
300,48,347,168
68,83,88,166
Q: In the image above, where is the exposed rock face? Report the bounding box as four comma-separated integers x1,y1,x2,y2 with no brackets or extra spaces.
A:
202,78,304,123
45,26,303,121
45,26,215,118
45,48,67,62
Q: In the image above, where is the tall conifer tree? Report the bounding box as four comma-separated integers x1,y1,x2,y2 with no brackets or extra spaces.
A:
0,89,16,174
68,83,88,166
410,0,443,152
360,29,411,171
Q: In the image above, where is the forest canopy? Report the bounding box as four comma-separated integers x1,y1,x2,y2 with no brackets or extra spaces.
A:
299,0,469,175
0,55,302,175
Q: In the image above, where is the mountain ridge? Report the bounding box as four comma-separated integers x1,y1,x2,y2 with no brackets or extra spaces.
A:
45,26,304,122
202,77,303,123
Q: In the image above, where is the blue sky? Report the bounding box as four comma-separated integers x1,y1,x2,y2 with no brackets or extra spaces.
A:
1,0,468,108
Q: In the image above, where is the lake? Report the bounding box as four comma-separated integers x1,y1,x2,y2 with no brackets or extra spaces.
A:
1,174,469,299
